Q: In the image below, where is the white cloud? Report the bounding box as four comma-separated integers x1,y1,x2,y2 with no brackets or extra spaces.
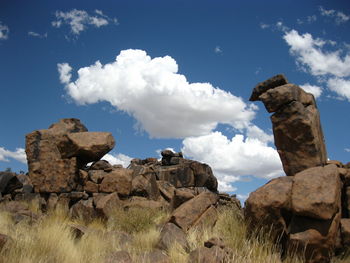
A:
319,6,349,25
260,23,270,29
102,153,133,168
297,15,317,25
28,31,47,38
182,131,283,192
57,63,72,84
214,46,222,54
52,9,116,35
60,49,256,138
307,15,317,23
345,148,350,152
0,147,27,164
327,77,350,101
300,83,323,99
283,29,350,78
0,22,9,40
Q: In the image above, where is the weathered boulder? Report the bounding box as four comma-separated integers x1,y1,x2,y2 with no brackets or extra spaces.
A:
95,192,120,219
245,176,293,238
70,198,96,221
59,132,115,162
156,222,189,252
25,118,115,193
250,75,327,176
245,164,342,262
90,160,113,171
249,74,288,101
291,165,341,220
99,169,132,196
169,191,219,231
340,218,350,247
0,171,23,194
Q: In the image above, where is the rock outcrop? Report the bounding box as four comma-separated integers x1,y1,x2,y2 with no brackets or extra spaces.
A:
246,75,350,263
250,74,327,176
1,118,240,236
25,118,115,192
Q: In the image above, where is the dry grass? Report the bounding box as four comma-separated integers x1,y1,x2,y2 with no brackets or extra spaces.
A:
0,202,349,263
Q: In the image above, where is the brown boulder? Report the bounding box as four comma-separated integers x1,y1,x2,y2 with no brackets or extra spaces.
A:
169,191,219,231
157,180,175,202
157,164,195,188
156,222,189,252
95,192,120,219
99,169,132,196
60,132,115,162
48,118,88,134
250,76,327,176
90,160,113,171
340,218,350,247
171,188,195,210
244,176,293,237
249,74,288,101
271,100,327,176
70,198,96,221
291,164,341,220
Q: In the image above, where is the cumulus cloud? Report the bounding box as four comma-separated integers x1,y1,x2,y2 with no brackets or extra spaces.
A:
0,147,27,164
182,131,283,192
57,63,72,84
0,22,9,40
102,153,133,168
282,28,350,100
319,6,350,25
283,29,350,78
28,31,47,38
300,83,323,99
52,9,117,35
60,49,256,138
327,78,350,101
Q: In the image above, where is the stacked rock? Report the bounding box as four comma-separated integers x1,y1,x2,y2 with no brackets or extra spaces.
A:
0,118,240,227
245,75,350,263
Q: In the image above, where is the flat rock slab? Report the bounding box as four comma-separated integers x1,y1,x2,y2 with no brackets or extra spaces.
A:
291,164,341,220
169,191,218,231
65,132,115,162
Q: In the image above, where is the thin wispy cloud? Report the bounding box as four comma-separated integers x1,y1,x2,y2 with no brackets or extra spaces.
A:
319,6,349,25
52,9,118,36
0,21,9,40
28,31,48,38
214,46,222,54
345,148,350,152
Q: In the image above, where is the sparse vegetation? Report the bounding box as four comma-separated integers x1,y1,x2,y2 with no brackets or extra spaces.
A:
0,202,349,263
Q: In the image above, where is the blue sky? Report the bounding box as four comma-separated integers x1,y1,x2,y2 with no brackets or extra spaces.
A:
1,0,350,201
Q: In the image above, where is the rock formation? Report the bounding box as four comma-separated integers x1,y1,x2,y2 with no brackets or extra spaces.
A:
250,74,327,176
246,75,350,263
0,118,240,233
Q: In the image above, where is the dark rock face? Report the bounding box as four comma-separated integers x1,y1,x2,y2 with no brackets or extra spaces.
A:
249,75,327,176
246,75,350,263
245,165,343,263
25,118,115,193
